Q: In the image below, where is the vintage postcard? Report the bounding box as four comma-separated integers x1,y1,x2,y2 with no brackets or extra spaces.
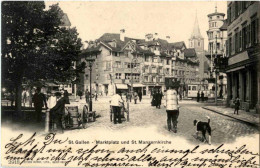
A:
1,1,259,168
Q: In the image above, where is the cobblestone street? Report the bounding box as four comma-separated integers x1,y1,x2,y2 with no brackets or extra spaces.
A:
69,97,259,145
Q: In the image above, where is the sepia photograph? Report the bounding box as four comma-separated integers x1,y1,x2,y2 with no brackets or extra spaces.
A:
1,1,259,167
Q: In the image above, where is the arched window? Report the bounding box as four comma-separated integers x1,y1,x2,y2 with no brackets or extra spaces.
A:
198,42,200,46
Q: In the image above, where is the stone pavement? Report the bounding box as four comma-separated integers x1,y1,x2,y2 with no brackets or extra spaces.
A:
202,106,260,128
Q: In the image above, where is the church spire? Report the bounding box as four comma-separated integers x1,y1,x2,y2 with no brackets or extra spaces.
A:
190,11,203,39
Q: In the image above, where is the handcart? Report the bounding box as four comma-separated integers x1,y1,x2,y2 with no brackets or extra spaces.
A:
110,103,129,122
64,105,96,129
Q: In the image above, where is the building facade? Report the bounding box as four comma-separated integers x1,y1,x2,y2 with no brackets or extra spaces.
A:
226,1,259,112
205,7,228,98
79,30,199,96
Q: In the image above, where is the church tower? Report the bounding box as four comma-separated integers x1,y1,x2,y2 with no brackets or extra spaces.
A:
189,12,204,51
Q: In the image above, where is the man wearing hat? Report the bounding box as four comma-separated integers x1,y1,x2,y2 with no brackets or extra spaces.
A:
32,87,48,122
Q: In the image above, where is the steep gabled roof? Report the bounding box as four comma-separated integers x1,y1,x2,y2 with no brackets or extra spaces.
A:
170,41,186,50
184,48,197,57
220,19,228,31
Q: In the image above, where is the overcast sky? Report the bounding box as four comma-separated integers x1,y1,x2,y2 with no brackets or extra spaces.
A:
45,1,227,50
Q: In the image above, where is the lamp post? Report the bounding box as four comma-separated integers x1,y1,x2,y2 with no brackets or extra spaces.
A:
214,35,218,105
85,58,95,111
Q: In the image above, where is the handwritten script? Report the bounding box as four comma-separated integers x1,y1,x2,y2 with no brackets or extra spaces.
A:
4,133,259,168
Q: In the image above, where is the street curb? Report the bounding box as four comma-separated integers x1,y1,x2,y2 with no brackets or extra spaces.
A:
202,107,260,128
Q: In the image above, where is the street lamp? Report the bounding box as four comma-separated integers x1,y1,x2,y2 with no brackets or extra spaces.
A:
85,58,95,111
214,35,218,105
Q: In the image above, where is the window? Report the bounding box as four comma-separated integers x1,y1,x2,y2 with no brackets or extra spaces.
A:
106,61,111,70
251,19,258,45
239,31,242,51
247,24,251,47
115,73,121,79
192,86,197,91
153,57,158,63
198,42,200,46
217,16,220,19
85,74,89,80
242,26,247,49
114,61,121,68
145,76,148,82
152,67,156,73
152,76,156,82
145,56,149,62
166,59,170,65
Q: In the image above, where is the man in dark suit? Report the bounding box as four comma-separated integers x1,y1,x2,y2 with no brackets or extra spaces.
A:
50,92,69,133
32,87,47,122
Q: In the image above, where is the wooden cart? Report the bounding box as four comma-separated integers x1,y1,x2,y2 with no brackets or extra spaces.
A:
110,103,129,122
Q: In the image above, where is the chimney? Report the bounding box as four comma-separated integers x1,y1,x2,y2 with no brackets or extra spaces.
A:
120,29,125,41
154,33,158,40
145,33,153,41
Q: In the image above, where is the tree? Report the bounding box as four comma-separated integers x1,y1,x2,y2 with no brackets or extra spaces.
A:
2,2,83,117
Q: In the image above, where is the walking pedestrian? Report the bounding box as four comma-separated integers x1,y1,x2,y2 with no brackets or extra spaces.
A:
85,89,90,104
32,87,48,122
234,96,240,115
138,91,142,102
110,91,124,124
197,91,200,102
201,91,204,102
95,91,98,101
134,91,138,104
165,88,180,133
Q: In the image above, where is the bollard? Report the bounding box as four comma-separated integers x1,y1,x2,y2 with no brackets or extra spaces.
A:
45,110,50,133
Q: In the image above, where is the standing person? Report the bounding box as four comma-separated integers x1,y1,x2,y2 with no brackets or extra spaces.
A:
32,87,48,122
95,91,98,101
201,91,205,102
22,89,27,107
152,90,157,107
47,91,57,131
85,89,90,104
157,90,163,109
165,89,180,133
197,91,200,102
234,96,240,115
134,91,138,104
105,90,108,96
110,91,124,124
10,91,15,107
138,90,142,102
128,92,132,103
50,92,68,133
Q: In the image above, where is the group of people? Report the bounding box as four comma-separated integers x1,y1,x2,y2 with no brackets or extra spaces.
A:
151,90,163,109
196,91,205,102
32,87,70,133
126,91,142,104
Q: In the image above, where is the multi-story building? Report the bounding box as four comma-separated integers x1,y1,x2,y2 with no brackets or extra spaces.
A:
79,30,199,96
226,1,259,112
205,6,228,98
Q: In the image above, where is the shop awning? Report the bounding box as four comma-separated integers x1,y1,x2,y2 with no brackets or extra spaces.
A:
226,66,245,73
116,84,128,89
133,84,145,87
